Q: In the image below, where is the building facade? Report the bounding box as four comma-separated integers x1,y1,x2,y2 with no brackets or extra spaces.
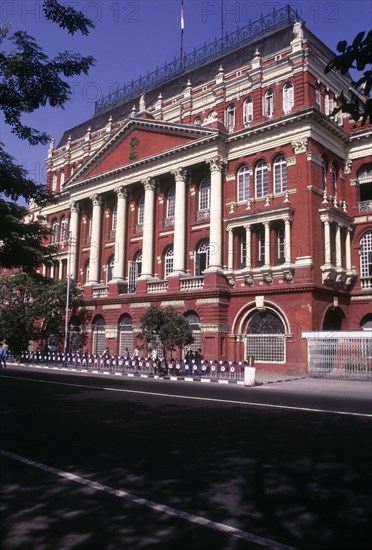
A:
33,9,372,375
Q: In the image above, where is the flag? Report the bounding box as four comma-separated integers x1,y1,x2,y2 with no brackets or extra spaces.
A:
181,1,184,31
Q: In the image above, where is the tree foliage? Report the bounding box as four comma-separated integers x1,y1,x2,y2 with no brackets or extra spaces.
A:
0,1,95,271
139,306,194,360
0,272,83,357
325,30,372,125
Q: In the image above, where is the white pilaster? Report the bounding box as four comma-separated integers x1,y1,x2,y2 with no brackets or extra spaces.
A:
284,218,291,264
324,220,331,264
264,221,271,267
245,225,252,269
335,224,342,268
227,228,234,270
345,227,352,270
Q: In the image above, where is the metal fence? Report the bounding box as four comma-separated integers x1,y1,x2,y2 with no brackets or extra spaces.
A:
302,331,372,380
20,351,250,381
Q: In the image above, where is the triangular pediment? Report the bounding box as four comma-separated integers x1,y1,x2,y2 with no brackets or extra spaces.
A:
66,118,218,185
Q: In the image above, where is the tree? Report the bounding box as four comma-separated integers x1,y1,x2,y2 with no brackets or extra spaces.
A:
0,272,83,357
0,1,95,271
139,306,194,362
325,30,372,125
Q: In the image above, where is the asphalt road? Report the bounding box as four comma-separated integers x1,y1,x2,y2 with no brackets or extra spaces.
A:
1,367,371,550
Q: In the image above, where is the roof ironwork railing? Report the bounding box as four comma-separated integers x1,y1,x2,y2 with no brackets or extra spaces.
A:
95,5,302,114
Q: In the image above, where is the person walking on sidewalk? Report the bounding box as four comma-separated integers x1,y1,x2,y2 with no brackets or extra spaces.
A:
0,343,7,368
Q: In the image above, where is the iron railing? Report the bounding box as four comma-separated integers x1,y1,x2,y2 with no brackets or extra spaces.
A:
95,6,301,113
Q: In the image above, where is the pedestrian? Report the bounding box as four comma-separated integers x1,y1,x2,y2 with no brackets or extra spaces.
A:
0,343,7,368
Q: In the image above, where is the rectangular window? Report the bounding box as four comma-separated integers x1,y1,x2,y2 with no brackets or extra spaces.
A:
277,227,285,264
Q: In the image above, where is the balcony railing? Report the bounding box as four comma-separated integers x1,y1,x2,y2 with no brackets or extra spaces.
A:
147,280,168,293
180,277,204,291
358,200,372,213
92,286,109,298
95,6,300,113
360,277,372,289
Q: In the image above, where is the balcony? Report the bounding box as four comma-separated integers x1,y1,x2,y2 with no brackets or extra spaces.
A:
180,277,204,291
147,280,168,293
92,285,109,298
360,277,372,290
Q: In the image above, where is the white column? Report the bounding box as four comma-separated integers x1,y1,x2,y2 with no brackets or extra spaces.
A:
345,227,352,270
245,225,252,269
227,228,234,270
139,178,156,279
335,224,342,268
206,156,226,271
87,194,102,285
69,201,80,280
112,186,128,282
264,221,271,267
324,220,331,264
284,218,291,264
171,167,187,276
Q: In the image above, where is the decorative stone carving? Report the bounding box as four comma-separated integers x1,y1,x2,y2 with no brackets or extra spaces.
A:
171,167,188,182
90,194,102,207
207,155,227,173
114,186,128,199
142,177,156,192
292,138,308,154
244,273,254,286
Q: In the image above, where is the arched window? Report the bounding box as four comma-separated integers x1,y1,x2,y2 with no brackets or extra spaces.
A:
51,219,59,244
357,164,372,204
274,155,288,194
92,316,105,355
60,171,65,188
128,251,142,293
360,314,372,331
60,217,68,242
255,162,269,198
119,315,133,355
226,104,236,132
237,165,250,202
52,173,57,191
194,116,202,125
195,240,210,276
185,312,201,353
198,176,211,211
360,231,372,288
166,187,175,219
263,89,275,117
106,255,115,284
164,246,174,277
283,82,294,114
137,195,144,225
243,97,253,125
246,310,286,362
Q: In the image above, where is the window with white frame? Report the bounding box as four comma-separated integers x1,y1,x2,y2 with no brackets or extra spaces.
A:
194,116,202,125
185,312,201,353
243,97,253,125
263,89,275,117
164,246,174,277
195,240,210,275
112,204,117,232
255,162,268,198
52,174,57,191
357,164,372,203
199,176,211,211
128,251,142,293
106,256,114,284
166,187,175,218
226,104,236,132
60,217,68,242
237,165,250,202
274,155,288,194
330,164,337,195
246,310,286,362
138,196,144,225
60,171,65,187
51,219,59,244
277,227,285,264
84,260,90,285
321,158,327,191
360,231,372,279
257,229,265,266
240,232,247,268
315,84,321,110
283,82,294,114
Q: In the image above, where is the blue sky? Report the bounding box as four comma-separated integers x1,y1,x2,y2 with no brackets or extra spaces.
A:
1,0,371,187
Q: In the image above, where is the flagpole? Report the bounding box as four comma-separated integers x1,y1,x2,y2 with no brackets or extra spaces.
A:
180,0,184,67
221,0,224,40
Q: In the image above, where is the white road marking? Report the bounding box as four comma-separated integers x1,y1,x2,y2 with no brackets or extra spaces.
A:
3,375,372,418
0,449,295,550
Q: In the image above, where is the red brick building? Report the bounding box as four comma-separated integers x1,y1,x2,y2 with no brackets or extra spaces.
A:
33,9,372,375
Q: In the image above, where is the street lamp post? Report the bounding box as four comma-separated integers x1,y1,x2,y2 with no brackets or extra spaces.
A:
64,232,72,356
